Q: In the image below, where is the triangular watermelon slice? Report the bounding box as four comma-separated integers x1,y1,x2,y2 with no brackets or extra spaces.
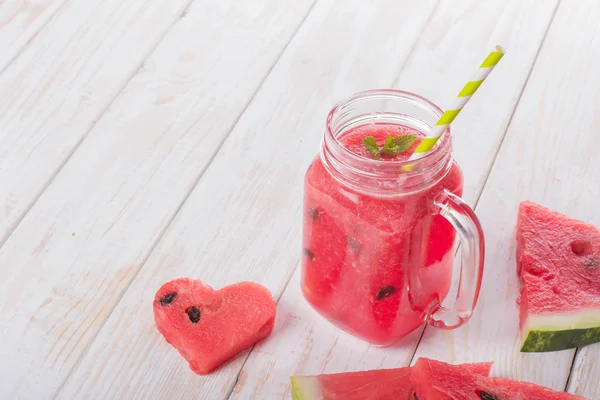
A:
290,361,492,400
411,358,585,399
517,201,600,352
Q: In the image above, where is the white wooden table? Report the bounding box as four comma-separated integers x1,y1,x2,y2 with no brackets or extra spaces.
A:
0,0,598,398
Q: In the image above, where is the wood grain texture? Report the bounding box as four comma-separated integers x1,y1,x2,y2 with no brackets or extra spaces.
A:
0,0,67,72
394,0,559,206
57,0,439,398
230,1,560,399
412,1,600,396
0,0,190,247
0,0,315,398
568,346,600,397
558,2,600,398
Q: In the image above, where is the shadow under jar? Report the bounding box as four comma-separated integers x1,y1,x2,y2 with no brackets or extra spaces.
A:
301,89,485,346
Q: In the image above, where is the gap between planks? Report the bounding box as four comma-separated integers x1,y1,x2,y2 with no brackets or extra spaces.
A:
0,0,69,76
387,0,440,88
563,347,579,392
0,0,193,253
51,0,320,397
405,0,562,371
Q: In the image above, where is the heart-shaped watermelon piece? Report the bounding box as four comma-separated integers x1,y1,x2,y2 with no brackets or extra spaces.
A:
153,278,276,375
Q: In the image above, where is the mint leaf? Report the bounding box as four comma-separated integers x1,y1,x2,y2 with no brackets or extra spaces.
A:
381,134,401,156
392,135,418,152
363,136,380,159
363,134,418,158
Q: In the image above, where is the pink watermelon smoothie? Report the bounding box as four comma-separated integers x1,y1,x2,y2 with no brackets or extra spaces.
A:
302,123,463,345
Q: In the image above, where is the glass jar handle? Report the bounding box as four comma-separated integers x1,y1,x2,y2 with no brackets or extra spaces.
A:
428,189,485,329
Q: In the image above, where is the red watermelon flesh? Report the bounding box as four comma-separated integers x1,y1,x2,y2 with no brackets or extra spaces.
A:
153,278,276,375
290,361,492,400
517,201,600,352
301,201,352,309
411,358,585,400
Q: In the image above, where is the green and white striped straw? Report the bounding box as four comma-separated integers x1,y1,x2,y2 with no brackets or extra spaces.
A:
409,45,506,160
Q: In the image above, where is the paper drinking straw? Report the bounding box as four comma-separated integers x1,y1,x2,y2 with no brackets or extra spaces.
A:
408,45,506,161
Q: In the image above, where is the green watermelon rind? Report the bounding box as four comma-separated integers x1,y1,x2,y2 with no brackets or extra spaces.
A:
290,376,320,400
521,312,600,352
522,327,600,352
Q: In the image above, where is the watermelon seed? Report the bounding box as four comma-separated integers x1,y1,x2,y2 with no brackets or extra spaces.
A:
303,248,315,261
158,292,177,306
376,285,397,300
308,208,321,220
412,394,418,400
479,391,499,400
187,306,201,323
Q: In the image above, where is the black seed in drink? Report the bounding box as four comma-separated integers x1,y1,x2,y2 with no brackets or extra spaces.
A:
308,208,321,220
187,306,201,323
158,292,177,305
347,237,361,253
303,248,316,261
376,285,397,300
479,391,499,400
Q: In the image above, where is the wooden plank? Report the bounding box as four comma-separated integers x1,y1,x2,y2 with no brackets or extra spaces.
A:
568,348,600,397
557,3,600,398
412,1,600,396
229,0,560,398
0,0,67,72
55,0,440,398
0,0,316,398
0,0,190,246
394,0,559,205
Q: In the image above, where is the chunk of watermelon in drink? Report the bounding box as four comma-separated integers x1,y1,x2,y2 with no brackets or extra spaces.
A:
302,200,354,308
301,124,462,345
